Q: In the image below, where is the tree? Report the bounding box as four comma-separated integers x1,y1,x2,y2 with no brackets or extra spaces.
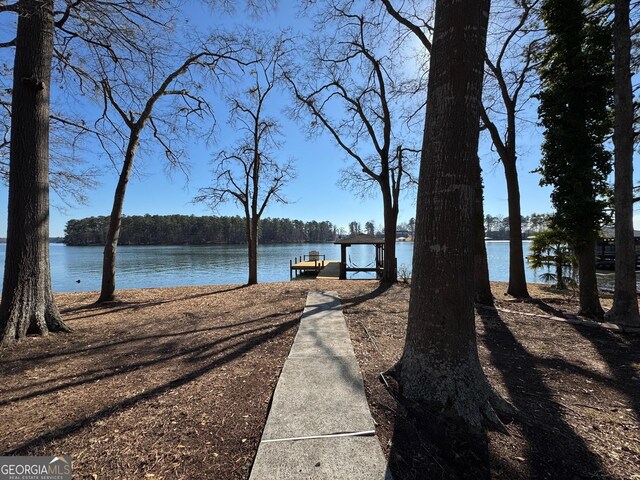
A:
605,0,640,326
407,217,415,237
380,0,539,294
528,227,576,290
365,220,375,236
288,5,418,283
475,163,493,305
196,40,294,285
484,214,497,235
0,0,70,346
391,0,513,430
536,0,613,318
96,40,241,302
479,0,544,298
348,221,362,236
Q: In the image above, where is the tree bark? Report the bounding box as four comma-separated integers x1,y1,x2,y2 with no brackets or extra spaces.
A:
393,0,512,430
247,217,259,285
474,162,493,305
577,235,604,319
98,132,140,303
382,189,398,283
503,158,529,298
0,0,70,346
605,0,640,326
555,252,566,290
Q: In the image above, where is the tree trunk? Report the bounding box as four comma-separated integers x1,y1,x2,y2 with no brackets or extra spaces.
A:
393,0,512,430
605,0,640,326
474,162,493,305
555,253,566,290
382,191,398,283
503,158,529,298
247,218,259,285
0,0,69,346
576,236,604,319
98,133,140,303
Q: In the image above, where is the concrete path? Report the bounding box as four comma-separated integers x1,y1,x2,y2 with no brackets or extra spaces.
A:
250,291,391,479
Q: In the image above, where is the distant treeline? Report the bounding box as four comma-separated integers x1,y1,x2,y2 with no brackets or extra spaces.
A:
484,213,552,240
64,215,337,246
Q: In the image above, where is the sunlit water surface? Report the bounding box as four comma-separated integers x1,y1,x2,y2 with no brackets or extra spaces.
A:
0,241,622,293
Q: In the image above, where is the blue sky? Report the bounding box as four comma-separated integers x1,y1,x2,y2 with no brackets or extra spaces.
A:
0,1,636,237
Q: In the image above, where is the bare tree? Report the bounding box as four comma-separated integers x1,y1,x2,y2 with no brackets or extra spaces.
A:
288,5,418,283
95,39,244,302
196,40,294,285
0,0,70,346
480,0,542,298
605,0,640,326
391,0,514,430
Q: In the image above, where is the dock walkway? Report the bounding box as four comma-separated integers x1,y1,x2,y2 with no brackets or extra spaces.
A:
290,260,341,279
249,291,390,479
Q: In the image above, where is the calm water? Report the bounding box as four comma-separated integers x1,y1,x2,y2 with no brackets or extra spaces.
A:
0,241,549,293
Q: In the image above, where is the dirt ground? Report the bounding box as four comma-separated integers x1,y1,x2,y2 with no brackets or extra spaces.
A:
340,281,640,480
0,283,310,479
1,280,639,479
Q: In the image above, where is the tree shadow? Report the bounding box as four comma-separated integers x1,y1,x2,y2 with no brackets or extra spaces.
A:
477,306,606,479
2,310,295,369
384,378,495,480
59,285,248,320
0,310,302,405
525,298,569,319
339,281,394,310
567,324,640,423
2,315,299,455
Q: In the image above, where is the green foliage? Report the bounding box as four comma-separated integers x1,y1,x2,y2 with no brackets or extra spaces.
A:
536,0,614,249
64,215,336,246
528,227,577,289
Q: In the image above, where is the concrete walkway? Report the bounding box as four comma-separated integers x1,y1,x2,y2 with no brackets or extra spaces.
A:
250,291,391,479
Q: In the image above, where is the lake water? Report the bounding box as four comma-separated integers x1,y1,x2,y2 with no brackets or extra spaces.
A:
0,241,557,293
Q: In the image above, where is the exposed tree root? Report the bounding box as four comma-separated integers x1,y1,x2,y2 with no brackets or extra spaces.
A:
1,297,70,348
386,355,518,434
604,307,640,327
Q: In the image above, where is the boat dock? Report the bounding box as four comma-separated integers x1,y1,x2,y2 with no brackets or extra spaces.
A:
290,255,341,280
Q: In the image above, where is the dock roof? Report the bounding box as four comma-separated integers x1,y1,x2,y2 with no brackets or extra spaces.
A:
334,234,385,245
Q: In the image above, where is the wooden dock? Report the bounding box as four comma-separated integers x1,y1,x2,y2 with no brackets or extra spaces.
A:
290,259,340,279
316,261,340,279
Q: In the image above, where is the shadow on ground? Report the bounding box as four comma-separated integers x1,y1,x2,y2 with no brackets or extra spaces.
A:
340,282,639,480
0,283,309,479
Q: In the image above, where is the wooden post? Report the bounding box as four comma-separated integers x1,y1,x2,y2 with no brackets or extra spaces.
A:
290,259,292,280
340,244,347,279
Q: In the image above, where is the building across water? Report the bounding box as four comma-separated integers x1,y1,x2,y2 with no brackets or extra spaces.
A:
595,228,640,270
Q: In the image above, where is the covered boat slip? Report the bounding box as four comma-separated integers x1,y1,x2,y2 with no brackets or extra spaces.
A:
289,234,386,280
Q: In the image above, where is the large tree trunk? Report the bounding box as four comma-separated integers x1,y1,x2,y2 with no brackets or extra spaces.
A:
382,190,398,283
576,236,604,319
247,218,259,285
0,0,69,346
474,162,493,305
503,158,529,298
605,0,639,326
393,0,512,430
98,133,140,303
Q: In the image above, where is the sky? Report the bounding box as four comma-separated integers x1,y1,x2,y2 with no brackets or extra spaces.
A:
0,1,636,238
